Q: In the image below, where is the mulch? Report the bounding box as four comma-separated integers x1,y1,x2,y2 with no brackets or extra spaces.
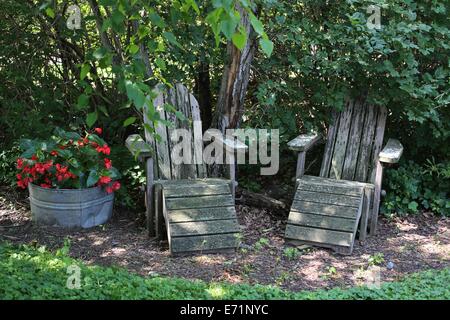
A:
0,186,448,292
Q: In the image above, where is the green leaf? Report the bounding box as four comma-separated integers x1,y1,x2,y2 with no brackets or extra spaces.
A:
128,44,139,55
408,201,419,212
80,64,90,80
232,30,247,50
86,111,98,128
220,19,238,40
249,13,264,35
86,170,99,187
155,57,166,70
93,47,107,60
259,38,274,57
163,32,183,49
77,94,89,109
125,80,146,109
123,117,137,127
149,12,165,28
98,105,109,117
45,7,55,19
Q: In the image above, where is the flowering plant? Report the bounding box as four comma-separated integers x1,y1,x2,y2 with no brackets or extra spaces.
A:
16,128,121,193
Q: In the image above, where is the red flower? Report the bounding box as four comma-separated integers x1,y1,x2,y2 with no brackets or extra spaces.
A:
50,150,58,156
40,183,51,188
94,128,103,134
98,176,112,185
31,154,38,161
105,186,114,194
112,181,120,191
104,158,112,169
17,177,32,189
16,158,24,169
96,144,111,155
91,142,99,148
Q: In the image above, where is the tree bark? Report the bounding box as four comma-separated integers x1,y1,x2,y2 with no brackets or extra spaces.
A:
194,59,212,131
212,4,256,133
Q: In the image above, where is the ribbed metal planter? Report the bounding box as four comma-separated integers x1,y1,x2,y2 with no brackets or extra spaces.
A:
28,183,114,228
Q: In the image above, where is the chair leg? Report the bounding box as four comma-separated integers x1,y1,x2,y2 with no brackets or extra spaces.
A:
370,161,383,235
145,158,155,237
359,187,371,241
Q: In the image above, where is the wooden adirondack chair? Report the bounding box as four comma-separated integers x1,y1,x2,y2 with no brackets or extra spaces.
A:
285,96,403,254
126,83,246,255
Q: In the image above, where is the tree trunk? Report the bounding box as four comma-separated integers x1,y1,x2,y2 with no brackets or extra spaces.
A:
194,59,212,132
212,5,256,133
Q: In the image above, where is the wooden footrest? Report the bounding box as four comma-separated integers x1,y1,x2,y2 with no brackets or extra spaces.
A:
285,176,365,255
160,179,240,254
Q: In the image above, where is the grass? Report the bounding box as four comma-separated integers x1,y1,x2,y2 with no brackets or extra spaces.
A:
0,241,449,300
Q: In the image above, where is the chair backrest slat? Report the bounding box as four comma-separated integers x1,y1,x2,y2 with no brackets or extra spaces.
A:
320,97,387,184
144,84,207,180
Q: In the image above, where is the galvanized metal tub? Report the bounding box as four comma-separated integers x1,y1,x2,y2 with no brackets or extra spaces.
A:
28,184,114,228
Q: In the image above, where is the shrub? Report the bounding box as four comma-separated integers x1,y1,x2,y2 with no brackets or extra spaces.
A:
0,242,449,300
382,160,450,216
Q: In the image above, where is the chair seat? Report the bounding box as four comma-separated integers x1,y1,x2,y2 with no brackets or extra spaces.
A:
156,178,241,254
285,175,368,255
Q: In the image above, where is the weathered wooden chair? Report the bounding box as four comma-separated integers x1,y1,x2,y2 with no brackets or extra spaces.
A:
126,83,246,254
285,97,403,254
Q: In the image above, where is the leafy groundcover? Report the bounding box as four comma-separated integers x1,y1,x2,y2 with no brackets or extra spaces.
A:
0,242,448,300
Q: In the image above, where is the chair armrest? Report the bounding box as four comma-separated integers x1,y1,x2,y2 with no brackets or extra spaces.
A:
125,134,153,159
214,135,248,153
379,139,403,164
287,133,320,152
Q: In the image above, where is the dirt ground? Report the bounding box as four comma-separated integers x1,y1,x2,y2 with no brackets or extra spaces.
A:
1,186,448,292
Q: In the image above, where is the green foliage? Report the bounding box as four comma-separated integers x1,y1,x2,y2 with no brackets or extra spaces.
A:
1,242,448,300
0,145,21,188
368,253,385,267
283,247,300,260
382,160,450,216
254,237,270,250
248,0,449,161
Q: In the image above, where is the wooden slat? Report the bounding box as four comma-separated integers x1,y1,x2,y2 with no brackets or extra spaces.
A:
171,233,239,253
189,91,207,178
358,187,372,241
369,105,387,183
163,184,230,198
285,224,353,247
297,180,363,197
288,212,355,232
166,194,234,210
379,139,403,163
354,103,378,182
291,200,359,219
170,219,239,237
329,99,354,180
175,84,197,179
168,207,236,223
148,88,172,179
320,111,339,177
165,87,181,179
160,178,229,186
294,190,361,207
301,175,374,189
342,97,366,180
287,133,320,152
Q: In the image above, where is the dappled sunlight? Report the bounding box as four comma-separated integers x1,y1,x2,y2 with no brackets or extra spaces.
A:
206,285,228,299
